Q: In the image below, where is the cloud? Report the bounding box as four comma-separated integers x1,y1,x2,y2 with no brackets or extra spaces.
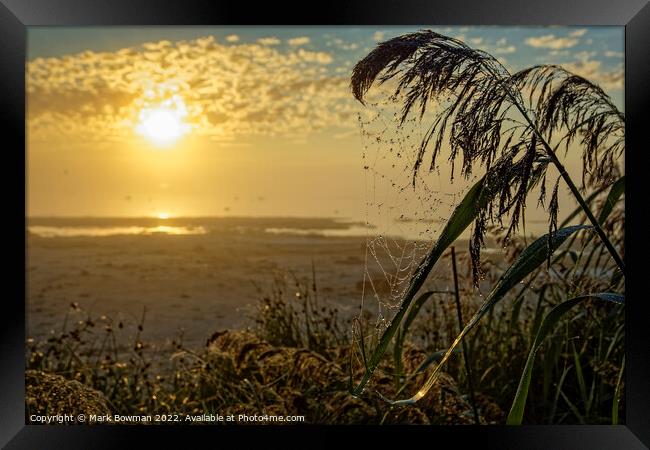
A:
569,29,587,37
295,48,333,64
27,30,623,146
488,37,516,55
372,31,385,42
562,56,623,90
574,50,597,60
329,38,359,51
288,36,310,46
494,45,516,54
27,35,354,144
604,50,624,58
258,37,280,46
525,34,579,49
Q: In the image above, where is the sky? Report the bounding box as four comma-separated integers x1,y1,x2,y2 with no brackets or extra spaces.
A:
26,26,624,225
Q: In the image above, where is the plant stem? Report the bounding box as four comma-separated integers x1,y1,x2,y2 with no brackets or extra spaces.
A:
532,124,624,276
451,247,480,424
502,82,626,276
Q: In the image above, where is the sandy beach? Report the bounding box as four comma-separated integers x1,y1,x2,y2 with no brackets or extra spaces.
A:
26,218,387,349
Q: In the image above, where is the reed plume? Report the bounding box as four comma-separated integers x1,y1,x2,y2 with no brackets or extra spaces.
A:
351,30,624,282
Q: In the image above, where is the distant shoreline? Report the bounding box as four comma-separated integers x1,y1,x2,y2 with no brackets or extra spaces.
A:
26,215,551,240
26,215,365,229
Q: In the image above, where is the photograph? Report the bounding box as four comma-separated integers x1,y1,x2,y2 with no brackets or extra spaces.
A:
4,0,650,446
22,24,628,427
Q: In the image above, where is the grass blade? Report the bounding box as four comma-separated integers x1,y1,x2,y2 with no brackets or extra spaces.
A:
414,347,464,374
548,365,572,423
558,184,609,229
572,340,588,416
560,389,585,424
386,225,590,405
598,176,625,225
394,290,435,387
506,292,624,425
612,355,625,425
451,246,480,424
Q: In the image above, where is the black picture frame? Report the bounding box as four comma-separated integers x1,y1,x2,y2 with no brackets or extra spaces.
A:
1,0,648,448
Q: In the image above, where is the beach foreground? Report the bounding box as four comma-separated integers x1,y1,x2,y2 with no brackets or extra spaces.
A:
27,222,377,349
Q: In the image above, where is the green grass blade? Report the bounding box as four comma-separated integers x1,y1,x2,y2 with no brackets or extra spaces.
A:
386,225,590,405
498,225,590,294
572,340,588,416
394,291,435,387
562,176,624,281
393,346,465,398
529,284,550,346
560,389,586,424
506,292,624,425
586,374,596,418
548,365,572,423
559,184,609,229
414,347,464,374
401,291,437,338
598,176,624,225
559,176,624,276
508,283,529,332
612,355,625,425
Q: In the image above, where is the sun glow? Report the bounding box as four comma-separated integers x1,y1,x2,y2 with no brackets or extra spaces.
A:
136,96,190,146
156,212,171,220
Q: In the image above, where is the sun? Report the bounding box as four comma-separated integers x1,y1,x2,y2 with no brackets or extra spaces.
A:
136,96,190,147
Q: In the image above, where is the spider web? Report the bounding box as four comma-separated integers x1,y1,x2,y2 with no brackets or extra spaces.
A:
353,94,482,359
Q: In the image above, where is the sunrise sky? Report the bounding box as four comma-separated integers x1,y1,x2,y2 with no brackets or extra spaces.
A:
26,26,624,222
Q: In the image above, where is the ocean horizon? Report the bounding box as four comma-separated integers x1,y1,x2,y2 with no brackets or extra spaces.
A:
27,214,552,241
